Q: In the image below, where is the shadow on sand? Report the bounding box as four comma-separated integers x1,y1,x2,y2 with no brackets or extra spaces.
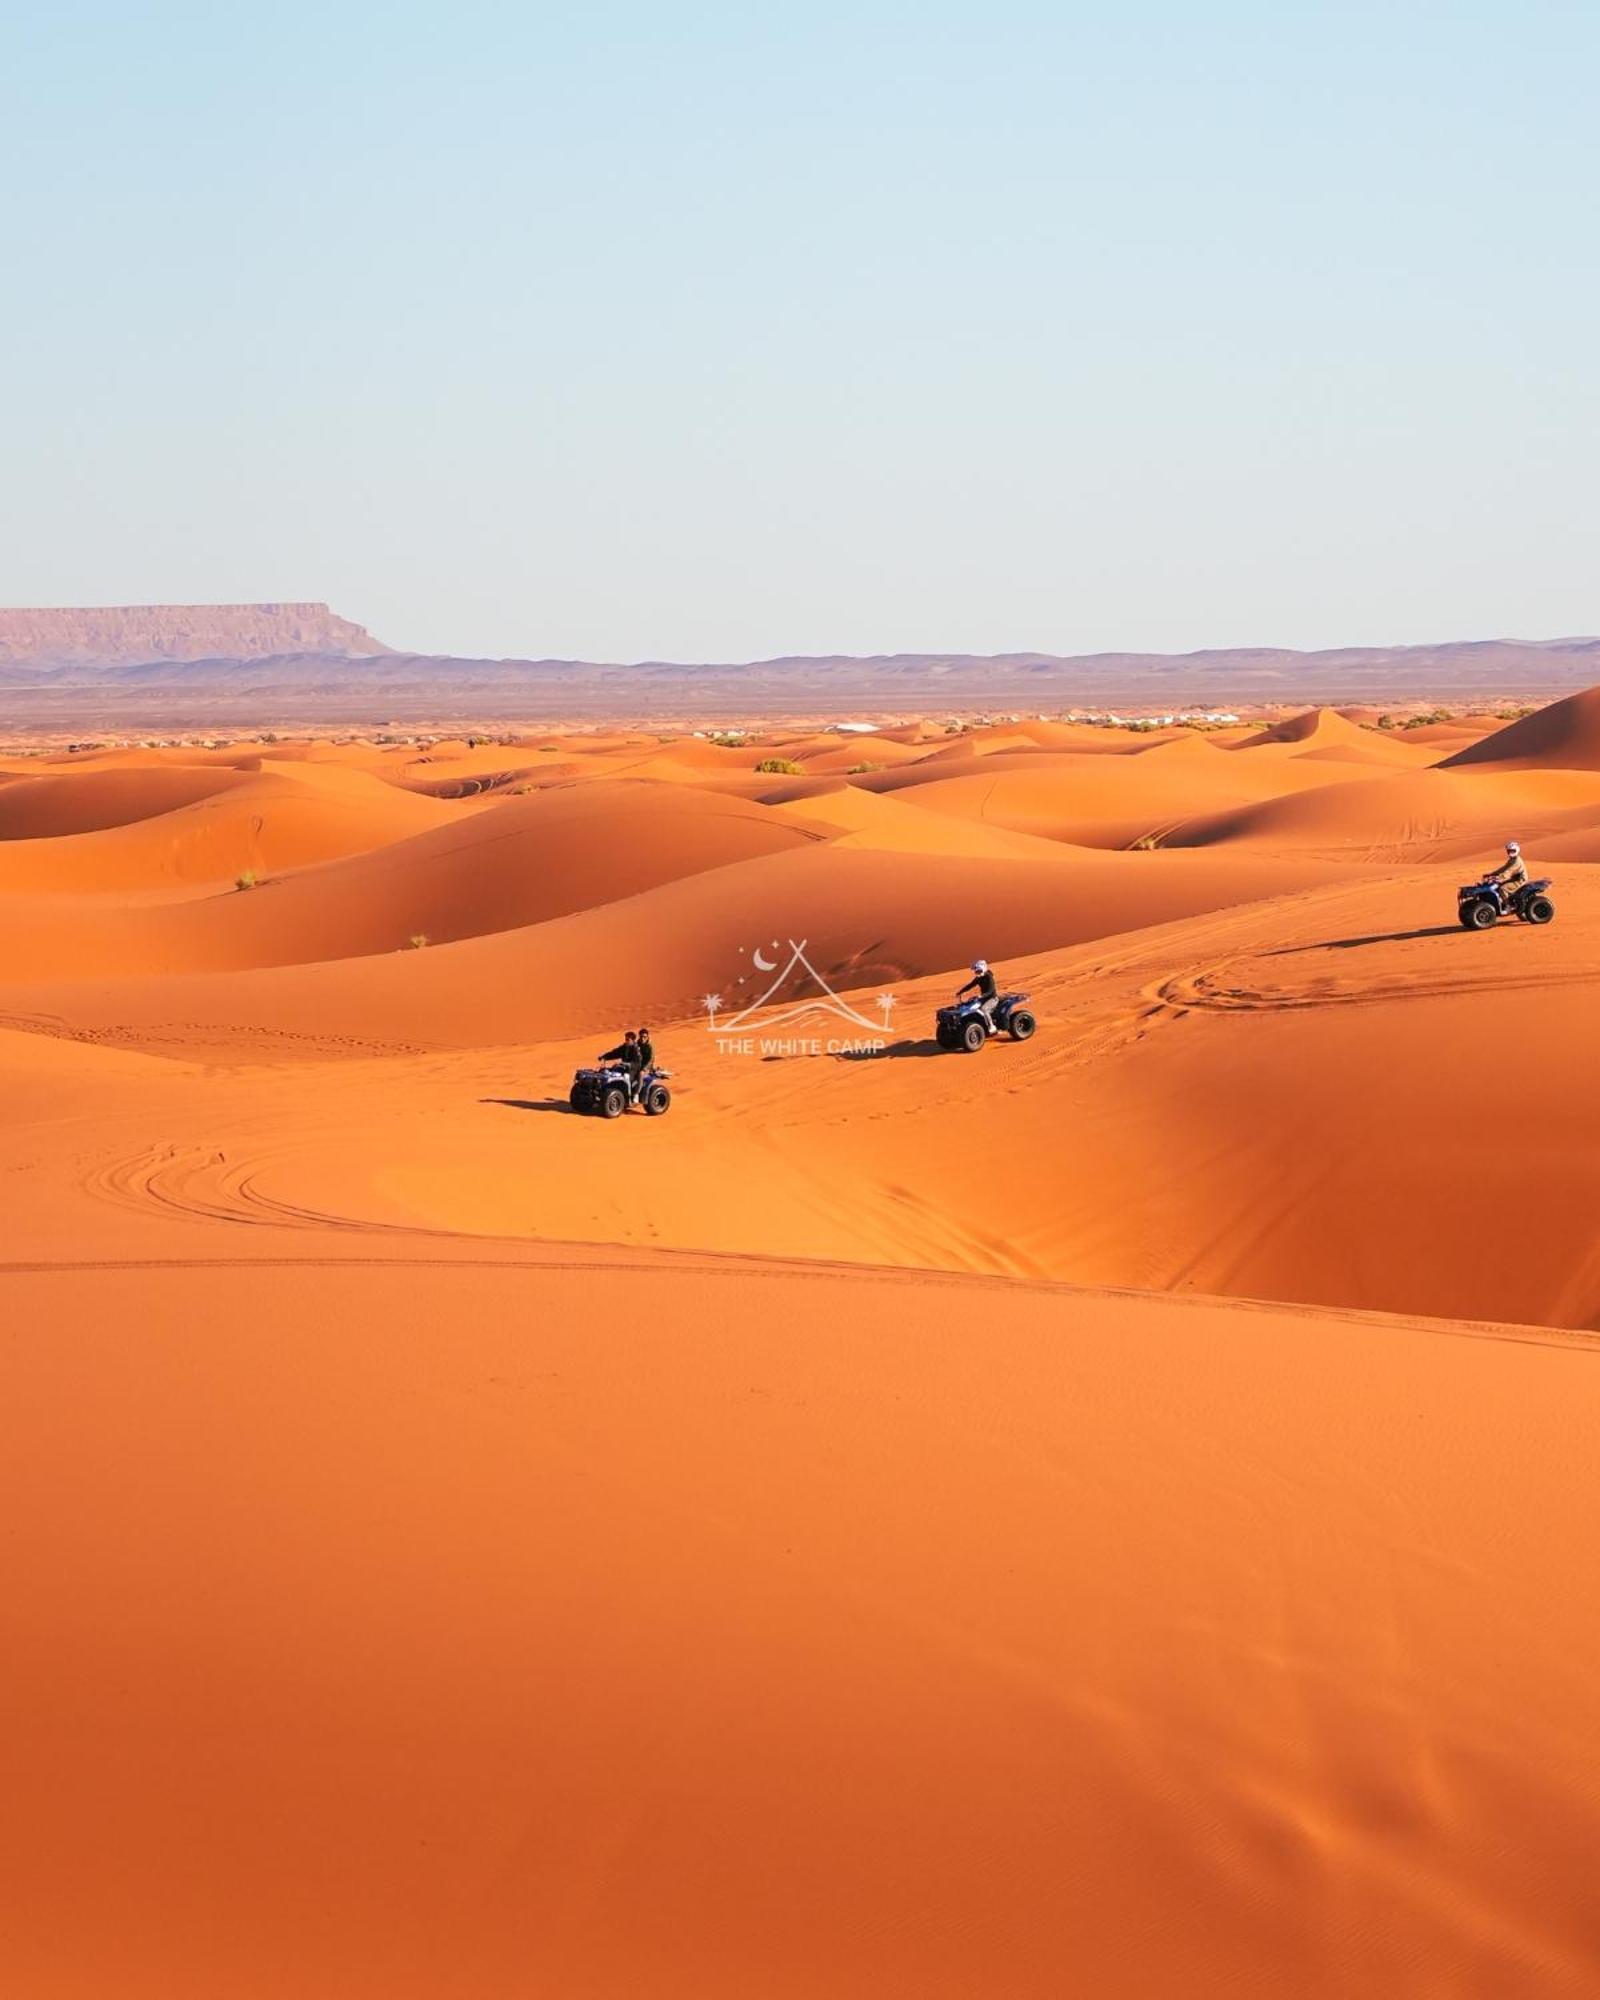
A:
480,1096,573,1115
1267,924,1463,957
833,1038,946,1063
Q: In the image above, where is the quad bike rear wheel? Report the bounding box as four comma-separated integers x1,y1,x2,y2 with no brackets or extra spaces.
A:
1007,1009,1036,1041
644,1082,672,1115
1526,895,1555,925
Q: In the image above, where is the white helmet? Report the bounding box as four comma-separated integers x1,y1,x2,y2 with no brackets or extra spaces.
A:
1506,840,1521,855
972,958,988,973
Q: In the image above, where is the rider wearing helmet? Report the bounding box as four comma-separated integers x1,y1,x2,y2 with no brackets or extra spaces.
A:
957,958,1000,1027
1485,840,1529,910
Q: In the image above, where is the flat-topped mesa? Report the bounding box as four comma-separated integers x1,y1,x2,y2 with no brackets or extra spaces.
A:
0,603,393,667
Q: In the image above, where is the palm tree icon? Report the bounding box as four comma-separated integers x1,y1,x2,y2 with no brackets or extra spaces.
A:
702,992,724,1031
876,991,897,1030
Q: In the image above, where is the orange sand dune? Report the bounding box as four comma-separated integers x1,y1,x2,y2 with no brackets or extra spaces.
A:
1168,764,1600,857
1292,740,1429,769
1441,686,1600,770
1403,720,1496,748
0,780,835,978
861,745,1357,849
5,699,1600,1998
0,763,464,893
782,737,939,772
0,837,1353,1025
1233,714,1437,770
1236,704,1378,749
911,724,1134,762
0,763,248,838
62,868,1582,1332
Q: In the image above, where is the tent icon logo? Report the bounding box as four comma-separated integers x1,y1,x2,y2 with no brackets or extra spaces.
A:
702,938,897,1041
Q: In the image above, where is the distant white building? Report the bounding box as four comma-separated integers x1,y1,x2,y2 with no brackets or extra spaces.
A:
830,721,879,735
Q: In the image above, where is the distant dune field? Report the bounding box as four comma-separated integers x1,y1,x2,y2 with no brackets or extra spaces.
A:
4,694,1600,1996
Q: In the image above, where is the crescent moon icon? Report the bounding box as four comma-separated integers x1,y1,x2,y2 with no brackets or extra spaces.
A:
752,946,777,972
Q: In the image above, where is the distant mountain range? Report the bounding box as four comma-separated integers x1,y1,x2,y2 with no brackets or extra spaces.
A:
0,603,390,668
1,606,1597,723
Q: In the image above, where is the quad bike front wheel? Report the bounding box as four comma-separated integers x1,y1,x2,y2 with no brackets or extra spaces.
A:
1007,1009,1036,1041
1465,900,1499,930
960,1019,987,1053
601,1085,628,1118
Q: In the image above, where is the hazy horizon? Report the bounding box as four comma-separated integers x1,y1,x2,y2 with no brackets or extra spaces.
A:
4,600,1600,669
6,2,1596,661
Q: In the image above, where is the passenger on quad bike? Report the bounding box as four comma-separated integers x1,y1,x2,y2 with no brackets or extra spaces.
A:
956,959,999,1027
1483,841,1530,911
599,1031,644,1100
635,1027,655,1071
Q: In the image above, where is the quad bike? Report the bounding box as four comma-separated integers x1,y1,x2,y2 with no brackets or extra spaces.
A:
934,991,1037,1053
569,1062,673,1117
1457,876,1555,931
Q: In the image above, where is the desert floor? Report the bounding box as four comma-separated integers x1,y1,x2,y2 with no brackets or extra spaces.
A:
4,695,1599,1996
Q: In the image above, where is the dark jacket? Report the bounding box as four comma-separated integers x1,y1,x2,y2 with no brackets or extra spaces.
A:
959,967,998,1003
635,1035,655,1070
601,1040,642,1071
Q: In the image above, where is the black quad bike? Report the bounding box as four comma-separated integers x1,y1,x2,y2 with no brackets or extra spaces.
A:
935,991,1037,1053
1457,876,1555,931
569,1062,673,1117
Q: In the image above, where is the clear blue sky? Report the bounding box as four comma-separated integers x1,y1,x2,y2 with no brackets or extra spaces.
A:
3,2,1595,660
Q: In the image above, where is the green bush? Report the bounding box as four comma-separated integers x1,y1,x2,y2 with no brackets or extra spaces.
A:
408,933,430,949
847,761,880,774
755,757,802,775
235,870,258,891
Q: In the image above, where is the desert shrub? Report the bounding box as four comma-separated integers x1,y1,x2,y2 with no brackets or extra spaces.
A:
1129,833,1162,852
235,870,258,891
755,757,802,775
847,761,880,774
708,731,746,748
408,933,430,949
